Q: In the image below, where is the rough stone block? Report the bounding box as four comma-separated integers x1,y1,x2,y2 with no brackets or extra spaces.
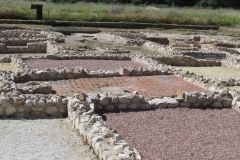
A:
92,136,104,145
215,95,223,102
112,96,119,103
46,107,58,114
131,96,139,103
0,97,10,108
181,102,191,108
37,99,45,107
222,98,232,108
105,103,114,111
114,144,124,154
128,103,138,110
18,105,26,113
212,102,223,108
141,102,151,110
31,106,44,112
147,98,167,108
118,96,130,104
0,107,4,115
100,96,109,106
187,95,198,103
6,106,16,116
119,67,129,76
197,96,207,103
118,104,126,110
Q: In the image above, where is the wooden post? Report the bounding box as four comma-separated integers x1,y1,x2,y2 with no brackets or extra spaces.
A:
31,4,43,20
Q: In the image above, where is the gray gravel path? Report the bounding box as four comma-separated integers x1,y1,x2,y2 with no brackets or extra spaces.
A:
0,119,96,160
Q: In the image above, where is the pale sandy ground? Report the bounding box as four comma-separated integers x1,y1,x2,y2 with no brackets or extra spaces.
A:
0,119,96,160
0,63,15,71
175,66,240,91
175,66,240,79
228,86,240,91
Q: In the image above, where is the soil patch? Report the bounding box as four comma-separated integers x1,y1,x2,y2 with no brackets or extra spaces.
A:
24,59,142,71
101,108,240,160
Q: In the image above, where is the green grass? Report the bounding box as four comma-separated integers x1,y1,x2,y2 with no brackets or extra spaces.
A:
0,0,240,26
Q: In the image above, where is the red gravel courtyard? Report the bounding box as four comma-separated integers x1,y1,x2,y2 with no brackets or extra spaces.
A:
23,59,142,71
101,108,240,160
51,75,206,98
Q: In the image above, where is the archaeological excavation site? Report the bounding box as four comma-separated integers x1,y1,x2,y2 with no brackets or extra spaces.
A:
1,28,240,160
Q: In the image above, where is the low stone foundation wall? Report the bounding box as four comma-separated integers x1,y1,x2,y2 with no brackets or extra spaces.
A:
10,55,174,83
0,42,47,53
0,30,47,38
155,55,221,66
16,81,52,94
0,38,47,46
67,88,232,160
97,32,145,46
0,29,64,54
181,52,226,59
0,93,68,118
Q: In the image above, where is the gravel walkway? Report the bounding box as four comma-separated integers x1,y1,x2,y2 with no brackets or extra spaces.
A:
0,119,96,160
24,59,142,71
102,108,240,160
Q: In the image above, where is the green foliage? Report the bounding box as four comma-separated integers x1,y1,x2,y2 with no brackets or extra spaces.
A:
0,0,239,26
51,0,78,3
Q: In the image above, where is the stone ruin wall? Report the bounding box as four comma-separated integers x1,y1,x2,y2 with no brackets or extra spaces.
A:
0,42,47,53
2,30,240,160
0,29,64,54
97,32,228,67
0,93,68,119
66,87,233,160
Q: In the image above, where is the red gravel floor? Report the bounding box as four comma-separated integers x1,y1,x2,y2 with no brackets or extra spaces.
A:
51,75,206,99
23,59,142,71
101,108,240,160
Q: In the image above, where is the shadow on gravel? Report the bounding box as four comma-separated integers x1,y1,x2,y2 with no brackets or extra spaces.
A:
96,107,231,121
49,27,101,35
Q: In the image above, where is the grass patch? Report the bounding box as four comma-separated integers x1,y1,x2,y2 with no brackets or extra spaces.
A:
0,0,239,26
